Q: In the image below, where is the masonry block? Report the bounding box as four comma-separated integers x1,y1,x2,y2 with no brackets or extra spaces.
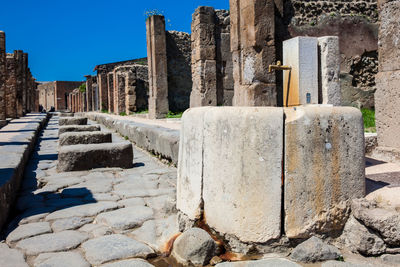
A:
59,131,112,146
58,117,87,126
57,143,133,172
58,125,101,136
177,107,283,243
284,106,365,239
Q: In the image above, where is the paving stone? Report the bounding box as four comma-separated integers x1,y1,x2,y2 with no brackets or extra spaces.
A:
96,206,154,230
6,222,52,243
289,236,342,263
15,194,45,211
321,261,374,267
131,215,179,253
34,251,90,267
81,234,155,265
45,198,85,209
145,195,176,217
16,230,89,255
45,202,118,221
0,243,28,267
84,193,120,202
117,198,146,207
19,207,54,224
381,254,400,265
79,223,113,237
115,188,175,198
172,227,216,265
51,217,93,232
101,259,155,267
216,258,302,267
65,179,113,194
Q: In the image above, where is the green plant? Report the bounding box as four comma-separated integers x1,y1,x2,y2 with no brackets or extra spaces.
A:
119,111,127,116
136,109,148,114
361,108,376,133
337,256,345,262
166,111,183,119
330,12,336,17
144,9,164,20
101,109,108,113
79,83,86,93
124,136,129,140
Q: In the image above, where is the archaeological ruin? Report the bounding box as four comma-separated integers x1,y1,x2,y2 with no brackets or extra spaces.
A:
1,0,400,266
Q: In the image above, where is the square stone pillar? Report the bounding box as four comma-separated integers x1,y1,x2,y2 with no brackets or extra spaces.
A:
318,36,341,106
283,37,318,107
85,75,93,112
125,70,136,114
375,0,400,150
190,7,218,107
230,0,277,106
98,72,108,111
114,72,126,115
146,15,169,119
22,53,28,114
107,72,114,113
6,53,17,118
0,31,6,126
15,50,24,117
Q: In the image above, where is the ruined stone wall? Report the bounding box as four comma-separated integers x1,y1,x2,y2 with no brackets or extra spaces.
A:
0,32,6,125
38,82,55,111
166,31,192,112
282,0,378,108
6,54,17,118
54,81,83,111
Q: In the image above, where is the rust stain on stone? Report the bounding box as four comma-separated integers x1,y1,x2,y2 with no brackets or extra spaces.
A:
162,233,181,256
331,111,341,204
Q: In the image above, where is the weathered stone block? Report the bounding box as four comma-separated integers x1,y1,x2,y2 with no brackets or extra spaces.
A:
375,70,400,149
59,113,74,117
177,107,283,243
58,125,101,136
318,36,341,106
284,106,365,238
57,143,133,172
378,0,400,72
58,117,87,126
59,132,112,146
283,37,318,106
190,60,217,107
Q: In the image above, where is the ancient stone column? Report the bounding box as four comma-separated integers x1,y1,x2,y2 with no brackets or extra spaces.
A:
114,71,126,115
0,31,6,126
375,0,400,150
85,75,93,112
107,72,114,113
126,68,137,114
146,15,169,119
230,0,277,106
15,50,24,117
6,53,17,118
318,36,341,106
98,72,108,112
190,7,218,107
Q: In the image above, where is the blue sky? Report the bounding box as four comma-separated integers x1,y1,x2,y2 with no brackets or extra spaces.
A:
0,0,229,81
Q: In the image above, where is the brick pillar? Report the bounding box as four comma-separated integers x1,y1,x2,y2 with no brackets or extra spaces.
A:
375,0,400,149
190,7,218,107
0,31,6,126
230,0,277,106
98,72,108,111
146,15,169,119
107,72,114,113
6,53,17,118
85,75,92,111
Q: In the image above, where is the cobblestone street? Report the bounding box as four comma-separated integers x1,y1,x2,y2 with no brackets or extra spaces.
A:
0,115,178,267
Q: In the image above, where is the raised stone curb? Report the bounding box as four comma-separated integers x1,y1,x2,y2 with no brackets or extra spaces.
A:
57,143,133,171
58,125,101,136
59,117,87,126
81,112,179,165
0,113,49,231
59,131,112,146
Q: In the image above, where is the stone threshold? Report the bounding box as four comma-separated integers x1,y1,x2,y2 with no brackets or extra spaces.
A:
0,112,50,230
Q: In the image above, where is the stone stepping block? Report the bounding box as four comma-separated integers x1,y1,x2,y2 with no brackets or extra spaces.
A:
59,117,87,126
59,132,112,146
59,113,74,117
58,125,101,136
57,143,133,171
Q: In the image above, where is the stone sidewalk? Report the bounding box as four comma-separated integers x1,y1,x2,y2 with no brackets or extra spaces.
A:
0,115,178,267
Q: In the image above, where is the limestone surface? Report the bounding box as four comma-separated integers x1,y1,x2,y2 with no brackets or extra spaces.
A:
101,259,155,267
284,106,365,238
95,206,154,230
33,251,90,267
6,222,52,243
0,243,28,267
216,258,302,267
